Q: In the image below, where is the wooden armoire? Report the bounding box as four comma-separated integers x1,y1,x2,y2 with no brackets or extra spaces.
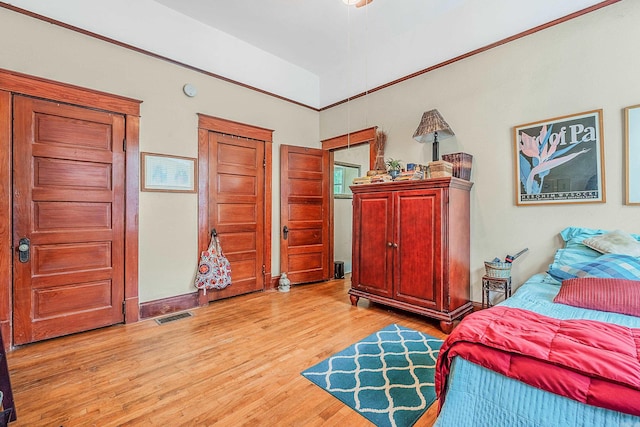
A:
349,177,473,333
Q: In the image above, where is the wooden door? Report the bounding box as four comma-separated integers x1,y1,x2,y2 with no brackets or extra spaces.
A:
280,145,331,284
393,188,442,310
12,96,126,345
351,191,394,298
206,132,265,300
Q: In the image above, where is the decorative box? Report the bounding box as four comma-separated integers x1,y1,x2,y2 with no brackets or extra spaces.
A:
442,152,473,180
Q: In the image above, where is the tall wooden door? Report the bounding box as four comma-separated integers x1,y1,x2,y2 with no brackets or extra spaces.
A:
280,145,331,284
205,132,265,300
12,96,126,345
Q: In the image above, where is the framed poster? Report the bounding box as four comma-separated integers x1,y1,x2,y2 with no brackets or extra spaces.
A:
514,110,605,206
625,104,640,205
141,152,197,193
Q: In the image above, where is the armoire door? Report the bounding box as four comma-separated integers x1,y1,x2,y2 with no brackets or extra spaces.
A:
393,189,442,310
205,132,265,300
12,96,126,345
351,191,394,298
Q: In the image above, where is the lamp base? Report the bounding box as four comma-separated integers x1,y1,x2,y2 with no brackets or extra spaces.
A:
428,160,453,178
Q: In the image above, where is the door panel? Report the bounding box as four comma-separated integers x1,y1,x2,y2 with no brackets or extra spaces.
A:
351,192,393,298
280,145,331,284
206,133,265,300
394,189,442,309
13,96,125,345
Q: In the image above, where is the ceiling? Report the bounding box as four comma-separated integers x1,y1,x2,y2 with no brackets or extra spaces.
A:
5,0,609,108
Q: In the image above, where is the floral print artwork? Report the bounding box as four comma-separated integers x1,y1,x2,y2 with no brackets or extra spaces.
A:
518,124,591,195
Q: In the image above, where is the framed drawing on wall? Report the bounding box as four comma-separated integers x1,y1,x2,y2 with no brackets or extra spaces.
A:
141,152,197,193
625,104,640,205
513,109,605,206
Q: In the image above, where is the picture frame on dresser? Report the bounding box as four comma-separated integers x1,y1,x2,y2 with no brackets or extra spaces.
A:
625,104,640,205
513,109,605,206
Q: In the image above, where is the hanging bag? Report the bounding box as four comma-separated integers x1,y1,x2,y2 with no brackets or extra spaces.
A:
195,230,232,294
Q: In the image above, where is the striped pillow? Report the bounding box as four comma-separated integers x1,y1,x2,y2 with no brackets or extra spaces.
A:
553,277,640,317
547,254,640,282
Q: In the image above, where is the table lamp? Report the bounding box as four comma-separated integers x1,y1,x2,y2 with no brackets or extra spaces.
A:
412,109,455,177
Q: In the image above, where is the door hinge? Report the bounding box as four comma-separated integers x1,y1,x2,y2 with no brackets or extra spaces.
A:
262,265,266,275
122,301,127,315
123,139,127,151
263,156,266,168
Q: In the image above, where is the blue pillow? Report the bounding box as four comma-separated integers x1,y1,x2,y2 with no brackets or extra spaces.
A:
547,254,640,282
560,226,640,248
548,227,640,272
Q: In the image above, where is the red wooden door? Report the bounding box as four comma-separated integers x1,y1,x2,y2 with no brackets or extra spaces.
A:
206,132,265,300
351,191,393,298
280,145,331,284
12,96,126,345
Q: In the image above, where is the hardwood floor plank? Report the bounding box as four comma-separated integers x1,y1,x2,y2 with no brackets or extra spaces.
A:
7,276,446,426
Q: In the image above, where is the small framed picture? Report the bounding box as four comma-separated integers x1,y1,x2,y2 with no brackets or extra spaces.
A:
513,110,605,206
625,104,640,205
141,152,197,193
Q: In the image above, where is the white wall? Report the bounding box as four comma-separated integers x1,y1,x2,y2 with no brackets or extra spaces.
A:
321,0,640,301
0,7,319,303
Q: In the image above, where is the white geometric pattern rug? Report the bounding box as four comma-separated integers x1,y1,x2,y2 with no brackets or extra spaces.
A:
302,324,443,427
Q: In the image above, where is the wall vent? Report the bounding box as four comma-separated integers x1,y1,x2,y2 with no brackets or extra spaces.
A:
155,311,193,325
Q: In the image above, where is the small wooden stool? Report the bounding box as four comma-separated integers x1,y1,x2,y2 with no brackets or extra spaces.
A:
482,275,512,308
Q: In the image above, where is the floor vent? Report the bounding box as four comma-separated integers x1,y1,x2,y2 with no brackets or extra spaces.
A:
155,311,193,325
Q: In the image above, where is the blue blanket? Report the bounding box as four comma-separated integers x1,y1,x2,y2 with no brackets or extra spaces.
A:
434,273,640,427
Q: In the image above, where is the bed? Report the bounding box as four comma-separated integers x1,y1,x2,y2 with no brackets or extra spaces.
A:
434,227,640,427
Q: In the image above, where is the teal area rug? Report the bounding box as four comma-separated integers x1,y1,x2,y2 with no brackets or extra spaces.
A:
302,324,443,427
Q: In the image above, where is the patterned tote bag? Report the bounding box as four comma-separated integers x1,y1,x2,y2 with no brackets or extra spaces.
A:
195,231,232,294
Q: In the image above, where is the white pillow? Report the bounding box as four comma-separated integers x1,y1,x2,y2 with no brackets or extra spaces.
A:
582,230,640,257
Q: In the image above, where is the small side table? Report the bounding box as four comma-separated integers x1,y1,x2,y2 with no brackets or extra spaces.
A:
482,275,512,308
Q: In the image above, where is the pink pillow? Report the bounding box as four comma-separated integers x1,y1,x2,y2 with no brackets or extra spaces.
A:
553,277,640,317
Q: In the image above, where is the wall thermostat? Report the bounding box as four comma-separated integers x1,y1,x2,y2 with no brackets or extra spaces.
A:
183,83,197,97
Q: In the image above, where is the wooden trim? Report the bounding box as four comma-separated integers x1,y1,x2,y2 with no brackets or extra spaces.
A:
197,114,274,142
321,126,377,170
124,115,140,323
196,129,210,307
264,139,273,286
0,90,11,349
0,1,619,112
0,67,141,115
0,3,318,112
321,127,376,151
320,0,622,111
270,276,279,289
197,115,273,299
139,292,200,319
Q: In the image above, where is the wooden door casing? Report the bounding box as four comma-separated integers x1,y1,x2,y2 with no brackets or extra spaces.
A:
206,133,265,300
12,96,126,345
197,114,272,302
280,145,331,285
0,69,141,348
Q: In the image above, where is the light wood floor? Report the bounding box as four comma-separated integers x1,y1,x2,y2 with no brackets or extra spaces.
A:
7,276,447,426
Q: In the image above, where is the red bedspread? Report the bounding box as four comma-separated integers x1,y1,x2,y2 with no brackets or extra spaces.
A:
435,306,640,417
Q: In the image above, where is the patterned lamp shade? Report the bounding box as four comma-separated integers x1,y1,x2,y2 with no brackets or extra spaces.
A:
412,109,455,161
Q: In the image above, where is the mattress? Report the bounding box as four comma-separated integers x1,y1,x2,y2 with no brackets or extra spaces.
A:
434,273,640,427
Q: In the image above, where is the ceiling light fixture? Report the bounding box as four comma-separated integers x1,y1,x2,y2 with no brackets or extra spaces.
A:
342,0,373,7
